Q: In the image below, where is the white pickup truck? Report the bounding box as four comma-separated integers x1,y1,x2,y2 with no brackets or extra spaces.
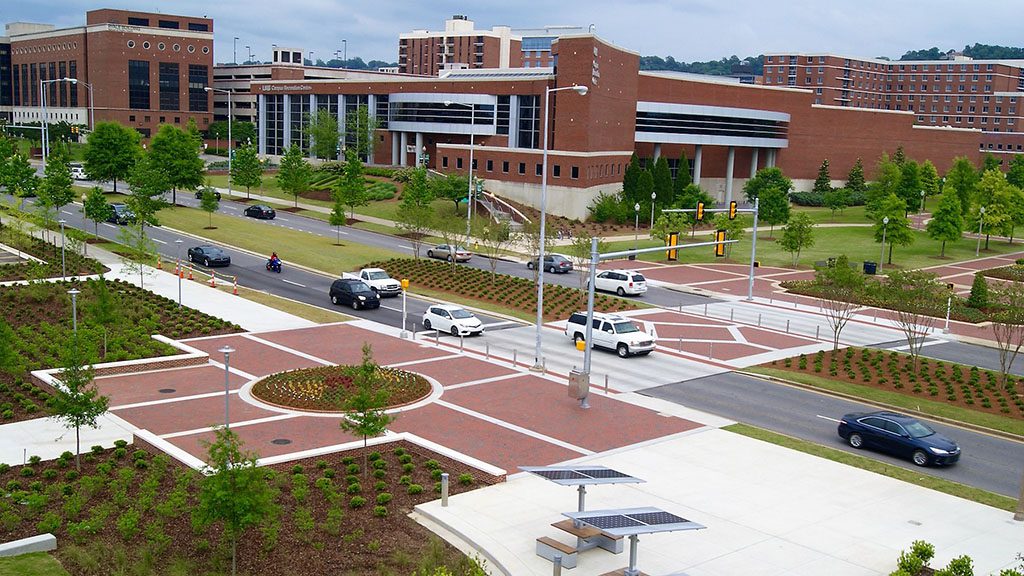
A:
345,268,402,297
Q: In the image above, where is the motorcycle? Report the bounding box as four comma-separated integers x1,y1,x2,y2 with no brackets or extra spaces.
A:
266,258,282,273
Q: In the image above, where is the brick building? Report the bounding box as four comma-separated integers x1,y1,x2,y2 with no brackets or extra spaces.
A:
2,9,213,138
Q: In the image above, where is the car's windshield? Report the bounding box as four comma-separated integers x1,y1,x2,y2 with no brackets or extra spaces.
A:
613,321,639,334
450,309,474,319
904,421,935,438
367,271,388,280
351,283,374,294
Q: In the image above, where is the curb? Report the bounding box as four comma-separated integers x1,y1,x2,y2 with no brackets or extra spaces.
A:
737,370,1024,444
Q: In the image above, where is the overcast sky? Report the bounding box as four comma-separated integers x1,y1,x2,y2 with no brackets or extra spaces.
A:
7,1,1024,65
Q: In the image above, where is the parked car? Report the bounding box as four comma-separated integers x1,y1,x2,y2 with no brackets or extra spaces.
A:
195,189,222,200
588,269,647,296
422,304,483,336
563,311,654,358
328,278,380,310
837,411,960,466
527,254,573,274
426,244,472,262
244,204,276,219
69,163,87,180
106,203,135,225
187,245,231,267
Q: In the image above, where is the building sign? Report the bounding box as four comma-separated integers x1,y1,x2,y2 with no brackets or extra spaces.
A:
591,46,600,86
259,84,313,92
109,24,144,33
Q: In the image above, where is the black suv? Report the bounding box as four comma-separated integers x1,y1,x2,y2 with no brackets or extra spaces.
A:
329,278,380,310
106,203,135,225
244,204,276,219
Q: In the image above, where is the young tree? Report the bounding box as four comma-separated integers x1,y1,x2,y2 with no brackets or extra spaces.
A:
117,222,157,287
305,108,340,160
430,172,469,213
823,188,850,220
6,153,39,209
517,219,556,282
329,188,346,245
882,270,942,370
396,167,435,257
945,156,980,217
50,334,109,471
230,143,263,199
336,147,367,218
199,187,220,228
873,193,913,264
652,156,673,207
758,186,790,238
434,212,470,272
36,146,74,236
814,255,864,351
277,144,311,207
674,150,691,196
812,159,832,195
149,124,205,206
1008,155,1024,189
711,213,746,259
968,169,1014,249
675,183,715,238
920,159,940,206
892,145,907,166
86,278,118,357
636,169,655,223
846,158,867,194
897,160,922,213
622,153,641,205
926,190,963,257
990,282,1024,386
967,273,989,309
338,344,395,475
471,217,513,284
743,167,793,203
83,121,141,193
866,155,902,219
83,186,113,237
778,212,815,266
126,154,170,226
565,234,608,304
344,104,378,160
194,427,278,576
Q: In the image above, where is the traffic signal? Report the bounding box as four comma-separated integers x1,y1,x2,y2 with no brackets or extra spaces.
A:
666,231,679,261
714,229,727,257
728,200,737,220
695,202,705,221
71,126,78,134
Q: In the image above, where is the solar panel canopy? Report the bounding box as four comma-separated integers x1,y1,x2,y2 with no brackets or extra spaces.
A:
519,465,645,486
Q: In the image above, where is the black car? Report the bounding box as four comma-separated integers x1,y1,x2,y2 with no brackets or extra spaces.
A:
329,278,380,310
837,411,960,466
106,203,135,225
244,204,276,219
187,245,231,267
527,254,573,274
195,189,222,200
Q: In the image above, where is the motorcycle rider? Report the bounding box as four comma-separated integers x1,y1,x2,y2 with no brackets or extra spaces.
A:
268,252,281,270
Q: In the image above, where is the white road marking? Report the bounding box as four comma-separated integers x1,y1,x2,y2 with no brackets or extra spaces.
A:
281,279,306,288
102,223,117,229
816,414,842,423
277,217,291,222
223,206,239,211
61,210,74,215
151,238,166,244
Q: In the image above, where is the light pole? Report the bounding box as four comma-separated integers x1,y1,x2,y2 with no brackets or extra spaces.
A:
342,39,347,63
67,288,80,334
219,346,235,429
920,189,926,213
205,87,233,198
40,78,73,167
245,45,252,64
233,37,239,65
879,216,889,273
649,192,656,236
309,51,314,66
63,78,94,132
631,202,641,259
58,219,66,280
976,206,986,256
444,101,476,237
175,239,183,308
533,84,589,371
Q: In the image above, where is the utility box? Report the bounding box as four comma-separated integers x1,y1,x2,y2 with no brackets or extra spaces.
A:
568,369,589,400
863,261,877,275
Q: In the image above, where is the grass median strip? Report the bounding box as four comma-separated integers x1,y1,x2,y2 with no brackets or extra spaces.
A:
724,422,1016,511
0,552,70,576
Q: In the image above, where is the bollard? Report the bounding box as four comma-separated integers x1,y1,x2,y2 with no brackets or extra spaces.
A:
553,554,563,576
794,300,798,309
604,374,609,393
441,473,449,507
485,343,490,359
730,308,734,322
435,330,440,346
513,349,518,367
459,334,464,352
786,319,790,333
708,342,713,359
542,358,546,374
704,303,708,316
678,338,682,352
758,313,762,327
816,325,821,339
678,303,683,312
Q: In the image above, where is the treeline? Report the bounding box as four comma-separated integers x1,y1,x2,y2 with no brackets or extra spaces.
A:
302,57,399,70
900,43,1024,61
639,55,763,76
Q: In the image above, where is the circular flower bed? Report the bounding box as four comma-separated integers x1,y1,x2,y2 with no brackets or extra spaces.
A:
251,365,431,412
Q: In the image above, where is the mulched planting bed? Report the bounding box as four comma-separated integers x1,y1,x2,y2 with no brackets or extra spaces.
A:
0,278,242,424
765,347,1024,418
368,258,639,321
252,365,431,412
980,264,1024,283
0,224,107,282
0,441,493,575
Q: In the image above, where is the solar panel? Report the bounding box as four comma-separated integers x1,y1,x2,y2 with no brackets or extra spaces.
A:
584,514,645,530
519,466,643,486
628,511,688,526
577,468,630,479
533,470,587,481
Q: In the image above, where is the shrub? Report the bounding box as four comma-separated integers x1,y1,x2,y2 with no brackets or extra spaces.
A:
346,464,360,475
113,448,127,459
36,512,61,534
90,445,104,455
374,481,387,492
349,496,366,509
431,469,443,480
42,469,58,480
20,467,35,477
402,463,415,473
424,459,440,470
347,482,361,495
398,454,413,464
291,464,304,475
132,450,147,461
372,459,386,470
375,493,392,505
64,470,80,481
408,484,424,495
341,456,354,465
116,508,141,541
322,467,336,479
28,455,42,465
0,463,10,475
316,459,329,470
372,505,388,517
373,469,386,479
967,274,989,309
392,447,406,456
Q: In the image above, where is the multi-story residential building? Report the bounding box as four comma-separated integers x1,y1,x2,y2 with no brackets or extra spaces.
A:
3,9,214,138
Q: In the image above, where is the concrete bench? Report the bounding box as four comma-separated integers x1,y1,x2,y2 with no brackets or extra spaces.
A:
0,533,56,557
536,536,578,569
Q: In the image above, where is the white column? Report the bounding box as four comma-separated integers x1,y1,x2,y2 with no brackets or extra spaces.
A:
391,133,400,166
282,95,292,150
308,94,318,159
415,132,424,167
257,94,267,156
768,149,777,167
653,143,662,160
399,132,408,166
750,148,759,177
725,146,736,205
337,94,346,153
366,94,376,164
693,144,703,185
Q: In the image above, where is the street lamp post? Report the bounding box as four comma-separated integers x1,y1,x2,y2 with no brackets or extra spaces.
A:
58,219,66,280
205,87,233,198
62,78,94,132
40,78,74,167
245,45,252,64
219,346,235,429
649,192,656,236
533,84,589,371
233,37,239,65
175,239,183,308
67,288,80,335
976,206,986,256
920,189,926,213
879,216,889,273
443,101,476,237
342,39,347,63
631,202,641,259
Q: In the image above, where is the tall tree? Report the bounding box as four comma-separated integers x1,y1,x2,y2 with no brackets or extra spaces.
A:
845,158,867,194
812,159,832,195
335,147,367,218
968,169,1014,249
636,169,655,227
230,143,263,199
344,104,378,160
980,152,1002,175
866,154,902,219
199,187,219,228
82,186,113,237
50,333,109,471
622,153,642,205
194,427,278,576
759,186,791,238
148,124,205,206
5,154,39,209
338,344,395,476
1007,155,1024,189
897,160,922,213
430,172,469,213
674,150,691,195
742,166,792,203
945,156,980,217
872,193,913,264
276,144,311,207
306,108,340,160
814,255,864,351
778,212,815,266
83,121,141,193
892,145,907,166
926,190,963,257
652,156,673,207
920,160,940,207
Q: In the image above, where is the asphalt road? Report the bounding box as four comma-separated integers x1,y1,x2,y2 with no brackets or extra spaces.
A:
643,371,1024,498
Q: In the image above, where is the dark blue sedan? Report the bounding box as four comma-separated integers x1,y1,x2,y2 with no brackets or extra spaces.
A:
837,411,960,467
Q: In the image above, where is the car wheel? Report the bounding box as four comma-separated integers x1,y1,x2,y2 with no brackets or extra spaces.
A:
527,261,534,270
912,450,929,467
848,433,864,449
617,344,629,358
616,287,626,296
351,300,360,310
423,319,432,330
331,295,339,305
447,255,454,262
450,326,459,337
427,250,434,259
548,266,556,273
204,258,210,267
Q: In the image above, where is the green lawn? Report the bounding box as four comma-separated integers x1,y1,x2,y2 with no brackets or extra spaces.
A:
792,205,870,225
0,552,69,576
154,206,404,273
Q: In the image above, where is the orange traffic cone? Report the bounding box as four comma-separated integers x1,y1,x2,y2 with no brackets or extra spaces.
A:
232,279,238,296
156,259,162,270
209,273,216,288
187,266,194,280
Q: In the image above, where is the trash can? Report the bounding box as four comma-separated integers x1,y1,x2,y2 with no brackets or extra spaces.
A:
863,261,877,275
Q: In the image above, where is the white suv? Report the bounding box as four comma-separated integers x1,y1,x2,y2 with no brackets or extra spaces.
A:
422,304,484,336
589,269,647,296
563,312,654,357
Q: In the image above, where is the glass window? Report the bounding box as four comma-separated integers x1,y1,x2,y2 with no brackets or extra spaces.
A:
159,62,180,110
158,19,180,29
188,65,208,111
127,17,149,26
128,60,150,110
188,22,209,32
516,95,540,149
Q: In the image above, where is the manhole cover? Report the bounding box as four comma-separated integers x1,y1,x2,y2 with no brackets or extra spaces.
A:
270,438,292,445
158,388,176,394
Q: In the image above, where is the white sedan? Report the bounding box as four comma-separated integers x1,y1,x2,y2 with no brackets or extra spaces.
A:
422,304,483,336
